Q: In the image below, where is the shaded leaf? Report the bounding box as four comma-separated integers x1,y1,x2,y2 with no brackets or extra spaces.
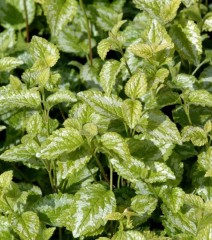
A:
42,0,78,37
0,28,15,55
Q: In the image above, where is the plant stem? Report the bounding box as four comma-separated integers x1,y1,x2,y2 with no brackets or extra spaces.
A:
109,161,113,191
23,0,29,42
79,0,93,65
192,59,208,76
94,153,109,183
184,104,192,125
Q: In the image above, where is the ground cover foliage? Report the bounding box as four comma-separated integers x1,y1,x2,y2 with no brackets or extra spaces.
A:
0,0,212,239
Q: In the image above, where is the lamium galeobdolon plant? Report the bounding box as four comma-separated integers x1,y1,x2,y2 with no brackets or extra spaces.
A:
0,0,212,239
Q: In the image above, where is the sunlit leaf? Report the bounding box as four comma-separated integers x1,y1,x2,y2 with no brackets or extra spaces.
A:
38,128,84,160
71,184,116,237
112,230,146,240
182,126,208,146
0,57,23,72
188,90,212,107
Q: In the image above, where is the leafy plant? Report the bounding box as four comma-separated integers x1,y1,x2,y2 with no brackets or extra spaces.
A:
0,0,212,239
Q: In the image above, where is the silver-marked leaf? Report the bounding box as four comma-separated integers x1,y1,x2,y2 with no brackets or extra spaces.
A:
173,74,196,90
0,171,13,194
97,38,118,60
101,132,131,161
182,126,208,146
133,0,181,24
122,99,142,129
0,140,40,164
125,71,147,99
0,0,35,30
38,128,84,160
0,215,14,239
188,90,212,107
137,110,181,144
0,87,41,114
30,36,60,69
100,60,122,95
77,90,123,119
170,20,202,66
147,162,176,183
131,194,158,216
46,89,77,108
198,147,212,175
203,16,212,32
112,230,145,240
10,211,40,240
184,194,204,209
0,57,23,71
71,184,116,237
42,0,78,37
34,193,74,227
26,112,43,135
160,187,185,213
0,28,15,55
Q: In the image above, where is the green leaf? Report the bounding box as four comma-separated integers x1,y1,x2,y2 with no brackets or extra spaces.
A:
188,90,212,107
0,216,14,239
42,0,78,37
10,211,40,240
172,74,196,90
34,193,74,227
101,132,131,161
100,60,122,95
38,128,84,160
131,194,158,216
0,57,23,71
71,184,116,237
133,0,181,24
0,28,15,55
77,90,123,119
182,126,208,147
0,140,40,164
30,36,60,69
198,147,212,175
203,16,212,32
160,187,185,213
184,194,204,209
97,38,118,60
125,71,147,99
112,230,146,240
26,112,43,135
0,0,35,30
147,162,176,183
0,171,13,194
46,89,77,108
0,87,41,114
136,110,181,145
122,99,142,129
170,20,202,66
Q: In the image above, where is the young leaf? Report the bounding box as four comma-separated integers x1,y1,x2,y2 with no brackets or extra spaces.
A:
30,36,60,69
42,0,78,37
10,211,40,240
77,90,123,119
100,60,122,95
131,194,158,216
70,184,116,237
101,132,131,161
33,193,74,227
182,126,208,146
46,89,77,109
0,57,23,72
125,71,147,99
38,128,84,160
97,38,118,60
188,90,212,107
122,99,142,129
133,0,181,24
112,230,145,240
170,20,202,66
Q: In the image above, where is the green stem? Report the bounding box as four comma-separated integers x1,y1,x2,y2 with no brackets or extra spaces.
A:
23,0,29,42
79,0,93,65
184,104,192,125
94,153,109,183
192,59,208,76
117,175,121,189
109,161,113,191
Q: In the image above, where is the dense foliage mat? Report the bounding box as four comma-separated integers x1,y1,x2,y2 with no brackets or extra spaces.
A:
0,0,212,239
